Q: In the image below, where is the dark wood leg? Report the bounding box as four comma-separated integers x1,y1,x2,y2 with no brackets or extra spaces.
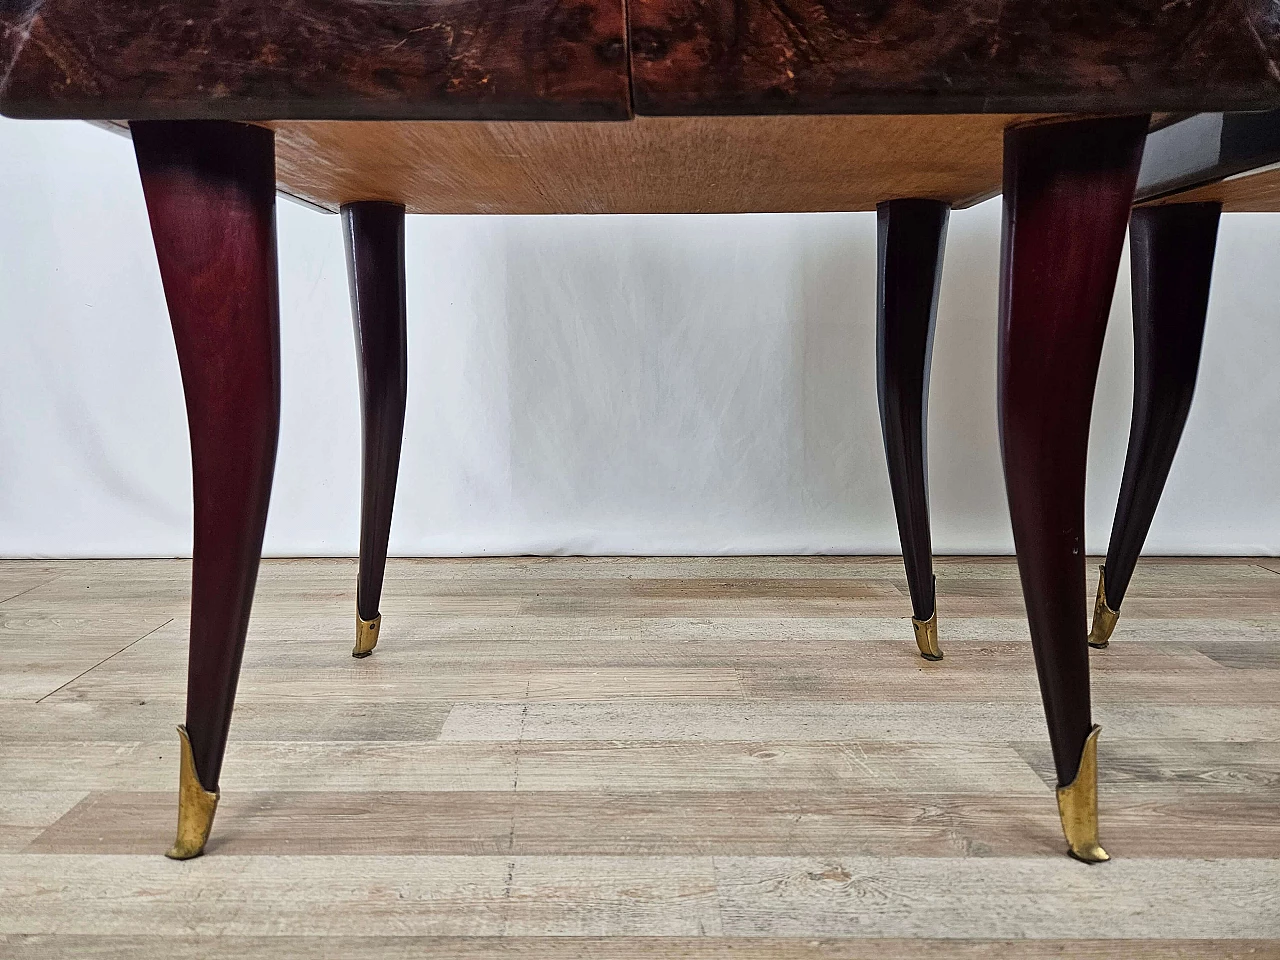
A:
1088,202,1220,648
876,198,949,661
998,115,1148,862
132,120,280,859
342,202,408,659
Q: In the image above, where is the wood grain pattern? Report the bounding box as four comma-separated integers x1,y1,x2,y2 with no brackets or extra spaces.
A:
3,937,1279,960
0,0,630,121
0,793,85,853
344,202,408,628
1,556,1278,949
1199,642,1280,669
0,563,63,604
877,199,948,626
0,699,455,742
629,0,1280,115
1147,167,1280,211
1013,739,1280,792
0,855,722,936
712,856,1280,938
29,789,1280,858
132,120,282,795
997,115,1149,785
1100,204,1220,612
269,115,1036,214
0,614,170,700
9,2,1280,122
2,854,1278,937
438,702,1280,743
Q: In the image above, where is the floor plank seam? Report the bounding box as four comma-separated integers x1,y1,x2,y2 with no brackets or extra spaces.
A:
507,684,531,848
501,689,530,935
34,618,174,704
710,854,726,937
4,559,1279,942
0,573,66,606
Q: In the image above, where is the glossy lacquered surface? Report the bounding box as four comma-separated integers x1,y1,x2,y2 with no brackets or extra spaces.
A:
343,202,409,627
997,115,1148,787
5,0,1280,119
628,0,1280,115
1102,203,1220,611
876,199,949,625
1135,109,1280,203
132,120,281,793
0,0,631,121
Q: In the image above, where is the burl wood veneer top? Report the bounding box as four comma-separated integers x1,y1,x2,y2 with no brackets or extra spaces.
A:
5,0,1280,120
0,0,630,121
14,1,1280,214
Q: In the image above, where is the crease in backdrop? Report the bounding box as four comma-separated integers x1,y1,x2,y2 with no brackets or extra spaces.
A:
1,118,1278,558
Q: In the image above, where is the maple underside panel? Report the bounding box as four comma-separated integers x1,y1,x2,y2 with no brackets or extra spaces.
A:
270,115,1038,214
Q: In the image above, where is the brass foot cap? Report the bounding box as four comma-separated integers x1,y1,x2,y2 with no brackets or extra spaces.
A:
353,612,381,658
912,611,943,661
1056,724,1110,863
1087,565,1119,649
166,725,219,860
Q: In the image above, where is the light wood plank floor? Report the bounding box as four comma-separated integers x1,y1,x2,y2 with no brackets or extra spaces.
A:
1,556,1278,958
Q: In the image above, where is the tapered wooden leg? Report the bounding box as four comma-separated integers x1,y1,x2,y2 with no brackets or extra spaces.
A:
342,202,408,658
876,198,949,661
1088,203,1220,649
132,120,280,859
998,115,1148,862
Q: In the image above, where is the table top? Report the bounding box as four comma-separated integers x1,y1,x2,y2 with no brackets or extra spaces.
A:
14,3,1280,216
5,1,1280,121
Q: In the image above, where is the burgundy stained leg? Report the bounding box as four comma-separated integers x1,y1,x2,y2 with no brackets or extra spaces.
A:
1088,203,1221,648
998,115,1148,862
132,120,280,859
876,198,949,661
342,202,408,658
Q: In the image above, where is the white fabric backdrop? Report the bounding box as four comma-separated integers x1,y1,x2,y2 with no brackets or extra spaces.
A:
2,118,1279,558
